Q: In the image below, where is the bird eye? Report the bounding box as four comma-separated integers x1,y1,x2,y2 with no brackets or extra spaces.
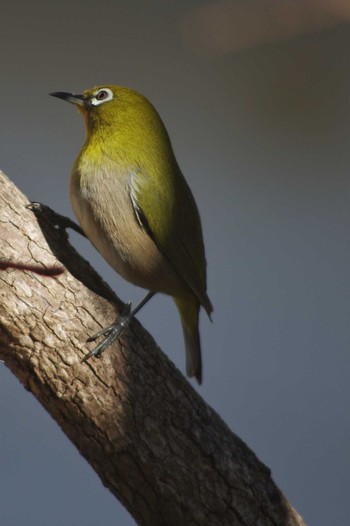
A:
91,88,113,106
96,90,108,101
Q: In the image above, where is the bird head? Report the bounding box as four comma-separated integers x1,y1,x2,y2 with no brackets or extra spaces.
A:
50,85,160,136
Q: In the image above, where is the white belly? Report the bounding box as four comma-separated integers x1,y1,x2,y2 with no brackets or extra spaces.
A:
70,167,186,296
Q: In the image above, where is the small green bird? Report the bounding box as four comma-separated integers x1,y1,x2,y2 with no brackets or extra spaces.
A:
51,85,212,383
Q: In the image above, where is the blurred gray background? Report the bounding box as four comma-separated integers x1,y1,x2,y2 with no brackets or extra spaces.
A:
1,1,349,525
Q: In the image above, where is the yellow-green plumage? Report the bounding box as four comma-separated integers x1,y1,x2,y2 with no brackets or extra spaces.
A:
56,85,212,383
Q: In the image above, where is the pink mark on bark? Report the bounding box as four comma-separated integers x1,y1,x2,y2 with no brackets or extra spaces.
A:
0,260,65,277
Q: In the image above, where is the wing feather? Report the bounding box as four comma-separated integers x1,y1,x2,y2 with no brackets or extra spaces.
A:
129,168,212,315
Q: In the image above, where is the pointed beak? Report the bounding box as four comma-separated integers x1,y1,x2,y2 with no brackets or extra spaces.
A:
50,91,85,107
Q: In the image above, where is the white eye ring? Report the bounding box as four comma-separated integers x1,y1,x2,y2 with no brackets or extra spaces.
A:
91,88,113,106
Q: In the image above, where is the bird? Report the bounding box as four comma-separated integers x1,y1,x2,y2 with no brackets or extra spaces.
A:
50,85,212,383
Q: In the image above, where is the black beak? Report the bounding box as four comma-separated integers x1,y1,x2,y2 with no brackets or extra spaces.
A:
50,92,85,106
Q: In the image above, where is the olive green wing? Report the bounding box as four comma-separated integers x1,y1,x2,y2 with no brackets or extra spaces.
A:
130,169,212,315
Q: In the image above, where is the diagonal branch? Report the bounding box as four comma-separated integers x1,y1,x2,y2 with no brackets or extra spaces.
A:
0,171,306,526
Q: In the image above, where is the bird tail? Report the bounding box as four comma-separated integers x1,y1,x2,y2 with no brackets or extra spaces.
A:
174,295,202,384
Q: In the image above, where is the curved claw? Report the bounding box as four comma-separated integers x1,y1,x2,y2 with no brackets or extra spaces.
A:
26,201,46,212
82,347,100,363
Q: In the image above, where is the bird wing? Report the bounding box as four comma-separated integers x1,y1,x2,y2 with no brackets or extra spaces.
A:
129,168,212,315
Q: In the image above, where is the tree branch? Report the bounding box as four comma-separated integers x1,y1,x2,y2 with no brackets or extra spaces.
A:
0,171,306,526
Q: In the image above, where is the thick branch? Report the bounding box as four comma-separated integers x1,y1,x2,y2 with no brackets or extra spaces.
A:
0,171,306,526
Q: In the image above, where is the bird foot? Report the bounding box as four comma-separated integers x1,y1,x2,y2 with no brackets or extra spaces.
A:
26,202,85,236
82,302,132,362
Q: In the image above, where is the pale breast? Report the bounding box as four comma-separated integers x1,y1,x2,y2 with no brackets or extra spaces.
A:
70,166,187,296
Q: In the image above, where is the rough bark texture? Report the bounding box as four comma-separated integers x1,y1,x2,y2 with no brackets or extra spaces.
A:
0,171,306,526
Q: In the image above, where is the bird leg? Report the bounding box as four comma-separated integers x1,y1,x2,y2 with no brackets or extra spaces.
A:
82,291,155,362
26,202,86,237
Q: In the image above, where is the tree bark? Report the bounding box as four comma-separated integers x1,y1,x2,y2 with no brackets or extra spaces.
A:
0,171,306,526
